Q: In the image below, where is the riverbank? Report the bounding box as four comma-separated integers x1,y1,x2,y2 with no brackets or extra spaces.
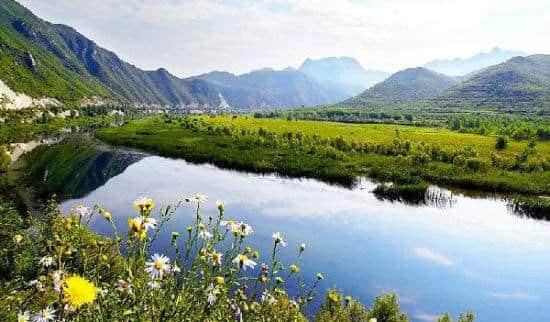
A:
96,115,550,196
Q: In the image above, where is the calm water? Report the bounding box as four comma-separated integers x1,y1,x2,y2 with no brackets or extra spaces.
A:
59,155,550,322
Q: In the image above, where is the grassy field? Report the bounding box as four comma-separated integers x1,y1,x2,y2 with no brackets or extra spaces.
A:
96,115,550,196
203,116,550,158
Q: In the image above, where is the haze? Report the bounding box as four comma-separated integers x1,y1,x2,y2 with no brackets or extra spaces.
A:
17,0,550,77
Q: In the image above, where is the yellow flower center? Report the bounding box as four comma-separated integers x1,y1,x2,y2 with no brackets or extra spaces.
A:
154,261,163,270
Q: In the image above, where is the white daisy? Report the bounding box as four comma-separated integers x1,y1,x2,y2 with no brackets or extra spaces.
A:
194,193,208,203
272,232,287,247
74,204,90,219
237,221,254,236
145,253,171,279
32,307,56,322
39,256,54,268
115,279,133,295
142,217,157,231
207,283,220,305
210,251,223,266
220,219,239,232
198,230,212,240
17,311,30,322
232,254,256,271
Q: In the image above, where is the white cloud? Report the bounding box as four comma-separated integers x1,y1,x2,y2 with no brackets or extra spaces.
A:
412,247,454,267
17,0,550,76
489,291,539,301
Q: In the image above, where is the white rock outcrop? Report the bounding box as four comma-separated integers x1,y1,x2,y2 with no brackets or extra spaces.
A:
0,79,61,110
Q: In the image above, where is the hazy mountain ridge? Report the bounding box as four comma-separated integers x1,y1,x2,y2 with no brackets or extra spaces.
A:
343,67,457,108
432,54,550,110
299,57,388,94
194,68,353,109
424,47,527,76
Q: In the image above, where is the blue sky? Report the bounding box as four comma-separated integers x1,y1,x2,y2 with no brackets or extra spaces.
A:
18,0,550,77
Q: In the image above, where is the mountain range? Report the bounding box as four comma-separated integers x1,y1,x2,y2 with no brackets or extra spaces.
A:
344,55,550,111
1,0,548,113
0,0,373,110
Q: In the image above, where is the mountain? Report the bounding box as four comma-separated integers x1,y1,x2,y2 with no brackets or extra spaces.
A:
299,57,388,95
193,68,352,109
424,47,527,76
343,67,458,108
433,55,550,111
0,0,226,109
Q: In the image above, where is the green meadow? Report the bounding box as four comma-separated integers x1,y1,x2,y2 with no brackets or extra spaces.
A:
96,115,550,195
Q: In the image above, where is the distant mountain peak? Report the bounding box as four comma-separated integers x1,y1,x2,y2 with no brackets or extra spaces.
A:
298,56,388,91
424,48,528,76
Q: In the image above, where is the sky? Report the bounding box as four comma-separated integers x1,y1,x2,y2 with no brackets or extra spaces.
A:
17,0,550,77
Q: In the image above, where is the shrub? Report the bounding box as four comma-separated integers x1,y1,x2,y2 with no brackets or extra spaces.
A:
465,158,487,171
495,136,508,150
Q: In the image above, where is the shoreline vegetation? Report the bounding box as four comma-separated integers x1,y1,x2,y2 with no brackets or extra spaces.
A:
97,115,550,197
0,195,474,321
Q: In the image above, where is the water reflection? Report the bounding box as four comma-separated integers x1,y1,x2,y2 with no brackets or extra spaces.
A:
58,156,550,322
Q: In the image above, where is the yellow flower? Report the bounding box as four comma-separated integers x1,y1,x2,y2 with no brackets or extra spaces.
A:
134,196,155,213
128,217,146,240
289,264,300,273
13,234,23,244
64,276,98,308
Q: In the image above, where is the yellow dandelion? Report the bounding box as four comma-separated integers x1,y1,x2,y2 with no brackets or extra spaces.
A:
128,217,146,240
64,276,98,308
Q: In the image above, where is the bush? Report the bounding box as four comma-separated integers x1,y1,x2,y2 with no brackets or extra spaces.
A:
495,136,508,150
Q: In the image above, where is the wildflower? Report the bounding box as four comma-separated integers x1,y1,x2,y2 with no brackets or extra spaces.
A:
194,193,208,203
39,256,54,268
142,217,157,231
186,226,193,233
317,273,324,281
101,210,112,221
13,234,23,244
275,276,284,284
28,280,42,288
145,253,171,279
345,296,352,304
261,290,276,305
369,319,377,322
220,219,239,232
74,205,90,220
134,196,154,213
232,254,257,271
252,250,260,259
216,200,224,211
32,307,56,322
207,284,220,305
172,264,181,274
198,230,212,240
115,279,133,295
100,289,108,297
52,270,63,293
128,217,146,240
215,276,225,285
300,243,306,252
237,221,254,236
64,275,98,308
210,251,223,266
272,232,287,247
290,299,299,308
289,264,300,273
147,281,161,289
261,263,269,272
17,311,30,322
